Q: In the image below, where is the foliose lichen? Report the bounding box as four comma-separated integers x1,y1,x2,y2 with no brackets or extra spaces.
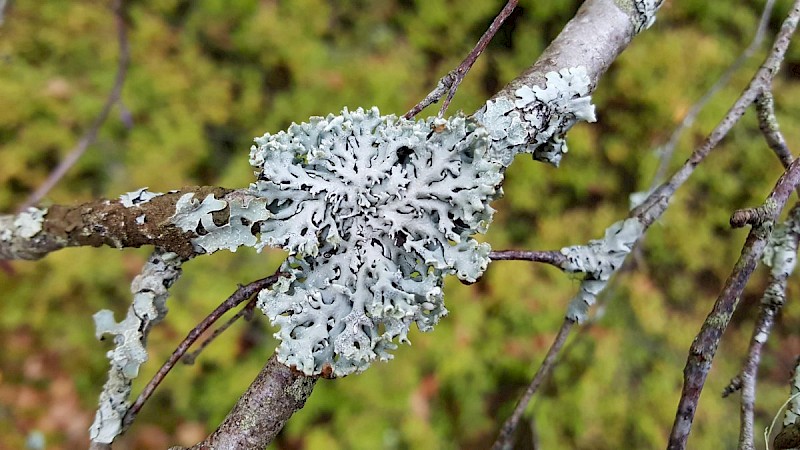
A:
119,188,162,207
762,215,800,279
560,218,643,323
170,191,272,254
0,206,46,241
249,107,502,376
90,250,183,443
476,66,596,167
631,0,661,33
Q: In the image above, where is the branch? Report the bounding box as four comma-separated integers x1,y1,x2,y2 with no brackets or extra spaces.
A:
403,0,519,119
756,91,793,169
491,318,575,450
648,0,776,189
1,186,235,260
186,353,318,450
489,249,566,267
121,273,283,432
18,0,131,211
731,205,800,450
668,155,800,449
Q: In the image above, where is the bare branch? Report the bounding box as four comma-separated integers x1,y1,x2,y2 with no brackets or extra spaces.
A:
489,249,567,267
187,354,318,450
668,156,800,449
648,0,776,189
403,0,519,119
182,296,257,365
492,318,576,450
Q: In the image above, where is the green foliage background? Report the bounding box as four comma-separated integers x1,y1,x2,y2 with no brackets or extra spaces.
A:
2,1,800,448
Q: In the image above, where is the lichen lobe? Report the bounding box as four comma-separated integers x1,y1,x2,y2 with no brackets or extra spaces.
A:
478,66,596,167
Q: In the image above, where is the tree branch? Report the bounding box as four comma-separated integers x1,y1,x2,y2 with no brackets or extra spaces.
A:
648,0,776,189
122,273,283,432
668,155,800,449
489,249,567,267
491,318,575,450
1,186,233,260
186,354,318,450
404,0,519,119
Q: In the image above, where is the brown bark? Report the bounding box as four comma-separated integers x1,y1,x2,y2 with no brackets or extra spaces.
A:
190,354,318,450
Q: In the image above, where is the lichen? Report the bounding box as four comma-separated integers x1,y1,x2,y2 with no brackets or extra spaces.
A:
631,0,660,33
6,207,47,240
477,66,596,167
560,218,643,322
249,107,502,376
784,359,800,428
170,192,272,254
119,188,162,207
90,250,183,444
763,220,800,279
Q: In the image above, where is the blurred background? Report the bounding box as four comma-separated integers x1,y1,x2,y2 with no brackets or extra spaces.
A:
2,0,800,448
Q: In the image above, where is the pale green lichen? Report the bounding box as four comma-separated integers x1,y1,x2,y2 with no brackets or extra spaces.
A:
170,192,272,254
477,66,596,167
763,220,800,279
560,218,643,322
10,207,46,239
119,188,162,207
250,107,502,376
784,359,800,428
90,250,183,444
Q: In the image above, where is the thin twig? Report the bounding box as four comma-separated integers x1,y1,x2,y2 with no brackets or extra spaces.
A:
648,0,776,190
18,0,130,211
633,0,800,229
403,0,518,119
489,249,566,268
182,295,259,365
491,318,576,450
668,156,800,450
121,273,283,431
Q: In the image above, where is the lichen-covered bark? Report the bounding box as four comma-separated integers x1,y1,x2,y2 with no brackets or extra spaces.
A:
486,0,637,107
473,0,657,166
0,186,231,260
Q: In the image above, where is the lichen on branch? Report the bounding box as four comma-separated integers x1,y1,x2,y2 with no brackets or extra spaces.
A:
476,66,596,167
248,107,503,376
90,249,184,444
